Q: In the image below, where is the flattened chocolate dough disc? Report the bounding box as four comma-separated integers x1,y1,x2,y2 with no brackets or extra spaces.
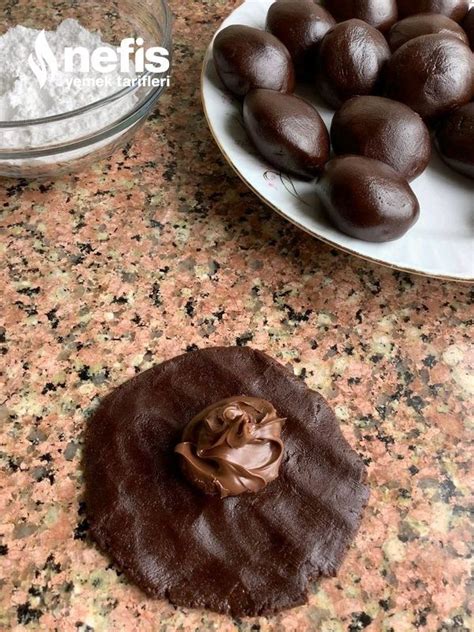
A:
85,347,369,617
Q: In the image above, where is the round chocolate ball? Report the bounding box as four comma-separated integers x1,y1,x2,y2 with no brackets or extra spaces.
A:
397,0,470,23
387,13,469,51
243,89,330,179
323,0,398,33
317,156,420,242
435,102,474,179
462,7,474,49
266,0,335,75
385,33,473,120
213,25,295,98
316,19,391,109
331,96,431,180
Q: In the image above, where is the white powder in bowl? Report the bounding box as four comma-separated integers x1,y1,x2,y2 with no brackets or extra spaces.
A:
0,18,138,149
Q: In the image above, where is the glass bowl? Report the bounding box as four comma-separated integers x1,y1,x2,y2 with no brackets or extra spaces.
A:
0,0,172,179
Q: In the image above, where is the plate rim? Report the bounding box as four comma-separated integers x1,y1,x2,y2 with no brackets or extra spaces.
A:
200,5,473,284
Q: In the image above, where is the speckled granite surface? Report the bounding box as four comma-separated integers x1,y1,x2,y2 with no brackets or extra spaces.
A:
0,1,473,630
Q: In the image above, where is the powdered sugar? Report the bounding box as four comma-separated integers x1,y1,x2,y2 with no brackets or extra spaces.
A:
0,19,137,148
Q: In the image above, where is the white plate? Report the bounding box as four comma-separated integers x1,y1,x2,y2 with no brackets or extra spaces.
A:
201,0,474,281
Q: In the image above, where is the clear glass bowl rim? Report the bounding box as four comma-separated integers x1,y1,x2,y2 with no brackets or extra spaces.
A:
0,0,172,129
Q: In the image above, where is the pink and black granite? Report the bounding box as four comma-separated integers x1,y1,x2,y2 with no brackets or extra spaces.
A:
0,1,472,630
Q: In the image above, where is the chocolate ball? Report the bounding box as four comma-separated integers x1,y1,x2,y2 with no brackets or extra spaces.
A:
435,103,474,178
387,13,469,51
331,96,431,180
397,0,470,23
317,156,420,242
243,89,330,179
385,34,473,120
462,8,474,49
266,0,335,75
316,19,391,108
213,25,295,98
323,0,398,33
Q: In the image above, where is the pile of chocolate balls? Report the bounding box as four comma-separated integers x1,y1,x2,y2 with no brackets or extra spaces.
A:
213,0,474,243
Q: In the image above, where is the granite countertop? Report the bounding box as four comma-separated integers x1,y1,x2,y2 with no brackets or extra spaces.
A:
1,1,472,630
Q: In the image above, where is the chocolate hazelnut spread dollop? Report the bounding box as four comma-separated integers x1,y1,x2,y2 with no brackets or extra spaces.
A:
175,396,284,498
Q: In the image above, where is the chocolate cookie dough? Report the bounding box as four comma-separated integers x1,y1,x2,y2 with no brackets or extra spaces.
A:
243,89,330,179
385,33,473,120
435,102,474,178
323,0,398,32
330,96,431,180
85,347,369,617
317,156,420,242
213,25,295,98
397,0,469,23
387,13,469,51
316,19,391,108
266,0,335,75
462,7,474,49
